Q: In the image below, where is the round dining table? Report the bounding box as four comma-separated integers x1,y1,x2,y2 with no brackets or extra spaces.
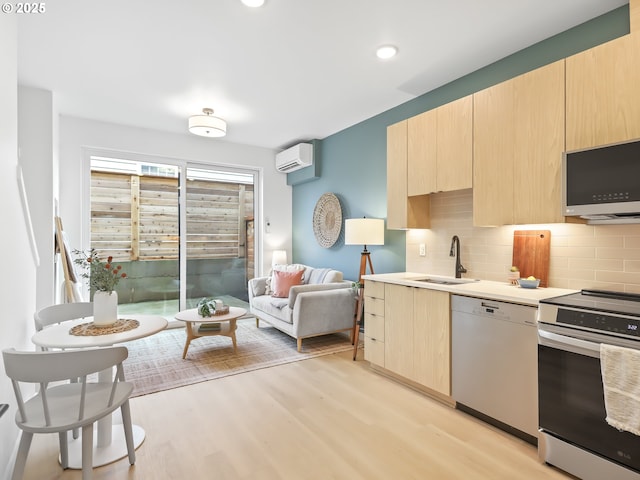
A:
31,314,168,468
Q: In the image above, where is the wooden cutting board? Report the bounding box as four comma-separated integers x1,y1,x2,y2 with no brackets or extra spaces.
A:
512,230,551,287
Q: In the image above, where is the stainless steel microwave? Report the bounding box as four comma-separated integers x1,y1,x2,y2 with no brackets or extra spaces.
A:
562,138,640,224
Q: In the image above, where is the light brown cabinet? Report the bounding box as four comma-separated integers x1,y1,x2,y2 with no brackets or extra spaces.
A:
566,34,640,151
383,283,414,378
412,287,451,394
388,32,640,228
407,110,437,196
387,120,430,229
473,60,565,226
363,280,385,366
383,284,451,396
408,96,473,196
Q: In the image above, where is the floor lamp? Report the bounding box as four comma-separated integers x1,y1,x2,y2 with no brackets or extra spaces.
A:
345,217,384,359
345,218,385,283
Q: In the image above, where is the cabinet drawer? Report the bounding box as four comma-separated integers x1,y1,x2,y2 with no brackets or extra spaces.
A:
364,337,385,366
365,297,385,317
365,280,385,300
364,312,385,341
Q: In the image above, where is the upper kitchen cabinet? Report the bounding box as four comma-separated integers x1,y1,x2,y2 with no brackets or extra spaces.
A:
473,60,565,226
407,96,473,196
387,120,430,229
437,96,473,192
566,34,640,151
473,81,515,226
407,109,437,195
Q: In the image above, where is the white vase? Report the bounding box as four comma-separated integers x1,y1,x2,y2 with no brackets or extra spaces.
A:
93,290,118,327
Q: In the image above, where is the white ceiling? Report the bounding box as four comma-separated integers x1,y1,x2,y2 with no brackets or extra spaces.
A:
17,0,627,150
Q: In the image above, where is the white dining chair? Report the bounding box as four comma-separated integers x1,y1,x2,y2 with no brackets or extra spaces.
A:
2,346,136,480
34,302,94,337
34,302,95,439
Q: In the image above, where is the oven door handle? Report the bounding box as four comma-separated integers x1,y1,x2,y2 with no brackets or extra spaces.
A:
538,329,600,358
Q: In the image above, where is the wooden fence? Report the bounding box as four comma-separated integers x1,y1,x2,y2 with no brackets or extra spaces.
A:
90,171,254,263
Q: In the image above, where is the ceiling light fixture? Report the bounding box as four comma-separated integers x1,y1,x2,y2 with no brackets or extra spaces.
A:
188,108,227,138
241,0,265,7
376,45,398,60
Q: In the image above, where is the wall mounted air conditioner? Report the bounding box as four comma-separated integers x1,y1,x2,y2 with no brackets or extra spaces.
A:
275,143,313,173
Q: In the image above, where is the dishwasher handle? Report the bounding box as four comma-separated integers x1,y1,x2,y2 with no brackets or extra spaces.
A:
481,301,500,309
473,301,506,317
452,295,536,324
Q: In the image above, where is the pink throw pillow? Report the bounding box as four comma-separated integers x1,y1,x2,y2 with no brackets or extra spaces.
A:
271,269,304,298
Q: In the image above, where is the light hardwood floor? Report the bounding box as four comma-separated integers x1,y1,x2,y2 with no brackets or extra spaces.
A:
19,351,572,479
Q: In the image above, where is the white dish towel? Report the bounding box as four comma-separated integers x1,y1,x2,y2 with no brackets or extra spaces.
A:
601,343,640,436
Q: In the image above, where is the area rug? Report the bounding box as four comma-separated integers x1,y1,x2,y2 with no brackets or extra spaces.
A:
123,318,361,397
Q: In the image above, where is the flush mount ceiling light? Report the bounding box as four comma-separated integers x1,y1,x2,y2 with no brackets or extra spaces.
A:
241,0,265,7
188,108,227,138
376,45,398,60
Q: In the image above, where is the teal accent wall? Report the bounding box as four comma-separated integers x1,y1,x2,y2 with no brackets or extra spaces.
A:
292,6,630,282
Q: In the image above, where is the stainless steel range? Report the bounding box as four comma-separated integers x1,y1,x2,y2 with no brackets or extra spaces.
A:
538,289,640,480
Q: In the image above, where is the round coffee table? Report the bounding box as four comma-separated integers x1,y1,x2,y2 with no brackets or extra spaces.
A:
174,307,247,359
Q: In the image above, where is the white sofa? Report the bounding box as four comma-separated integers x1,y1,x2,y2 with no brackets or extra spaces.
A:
248,265,356,351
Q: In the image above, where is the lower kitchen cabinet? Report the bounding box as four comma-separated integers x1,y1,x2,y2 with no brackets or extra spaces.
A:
413,288,451,395
383,284,414,378
364,280,385,366
383,283,451,396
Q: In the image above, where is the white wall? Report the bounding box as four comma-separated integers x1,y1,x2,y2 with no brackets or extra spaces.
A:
18,86,56,310
0,15,38,480
0,89,290,480
59,116,292,278
406,189,640,293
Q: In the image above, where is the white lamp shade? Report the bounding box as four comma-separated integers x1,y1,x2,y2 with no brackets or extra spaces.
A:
345,218,384,246
272,250,287,267
188,113,227,137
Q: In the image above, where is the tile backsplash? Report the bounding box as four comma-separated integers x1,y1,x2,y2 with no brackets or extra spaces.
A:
405,189,640,294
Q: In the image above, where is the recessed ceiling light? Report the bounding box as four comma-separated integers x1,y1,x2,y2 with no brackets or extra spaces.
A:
241,0,265,7
376,45,398,60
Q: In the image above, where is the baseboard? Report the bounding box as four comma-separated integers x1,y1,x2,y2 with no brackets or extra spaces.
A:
2,429,20,480
368,363,456,408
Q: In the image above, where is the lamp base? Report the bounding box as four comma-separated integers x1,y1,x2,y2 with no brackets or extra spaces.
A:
358,250,374,283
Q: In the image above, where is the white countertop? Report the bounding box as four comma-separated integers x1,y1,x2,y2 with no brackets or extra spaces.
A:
361,272,577,306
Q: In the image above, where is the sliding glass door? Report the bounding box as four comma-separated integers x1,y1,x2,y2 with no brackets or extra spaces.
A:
184,167,255,308
88,156,180,315
87,154,257,318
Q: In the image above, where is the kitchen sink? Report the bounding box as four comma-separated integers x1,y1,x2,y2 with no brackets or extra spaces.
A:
413,276,479,285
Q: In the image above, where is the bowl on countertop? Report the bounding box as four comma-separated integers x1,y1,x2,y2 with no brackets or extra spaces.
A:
517,278,540,289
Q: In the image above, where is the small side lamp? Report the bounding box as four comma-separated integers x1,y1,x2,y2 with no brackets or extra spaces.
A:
345,218,384,283
272,250,287,267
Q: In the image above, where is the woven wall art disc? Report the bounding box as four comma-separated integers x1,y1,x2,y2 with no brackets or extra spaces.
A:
312,193,342,248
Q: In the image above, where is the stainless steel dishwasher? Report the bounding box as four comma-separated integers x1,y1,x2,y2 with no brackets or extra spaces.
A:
451,295,538,443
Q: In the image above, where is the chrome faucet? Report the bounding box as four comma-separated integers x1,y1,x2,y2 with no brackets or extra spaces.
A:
449,235,467,278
